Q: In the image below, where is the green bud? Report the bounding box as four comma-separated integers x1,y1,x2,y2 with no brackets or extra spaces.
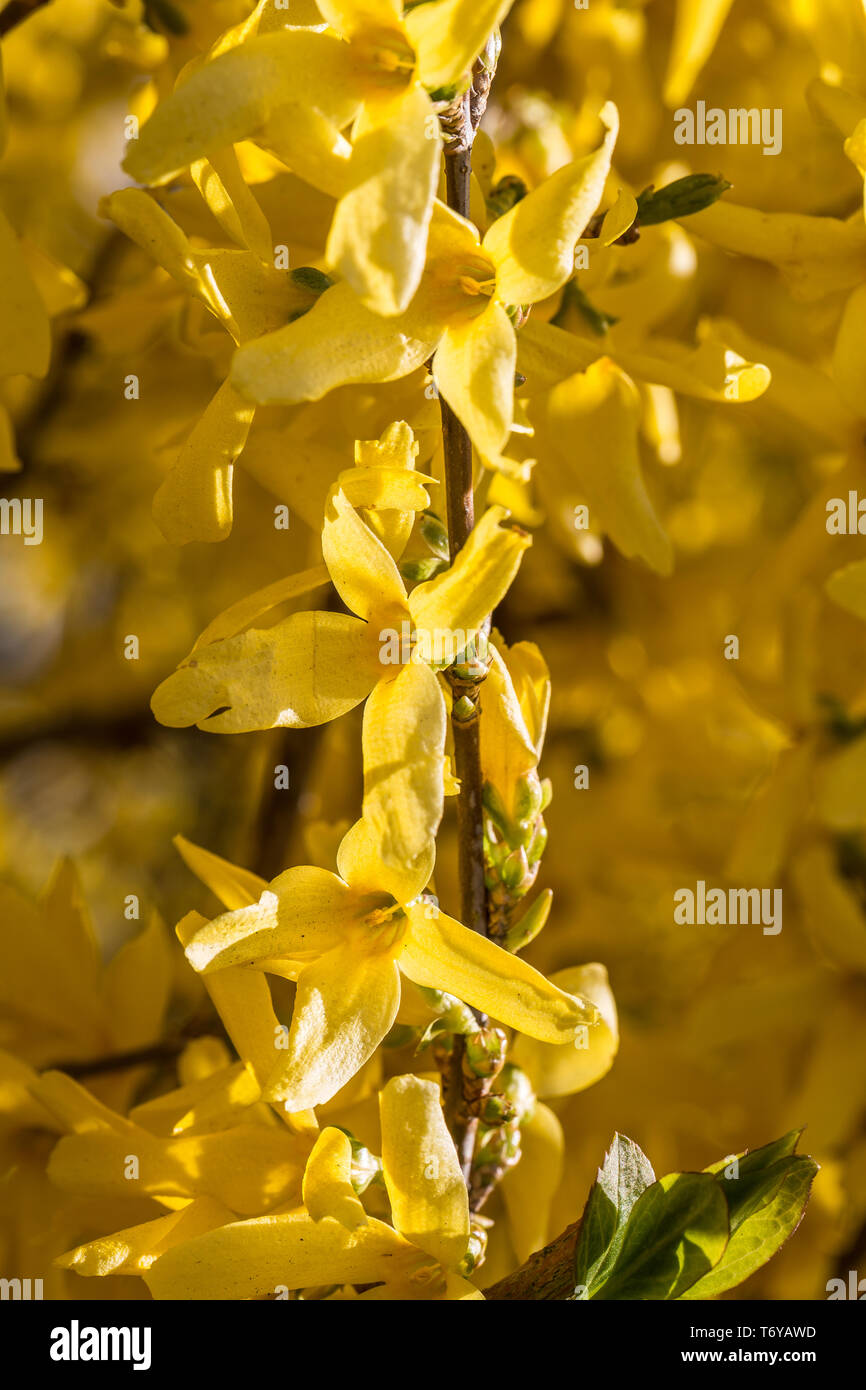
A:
636,173,732,227
482,781,510,833
499,1062,536,1121
526,821,548,866
504,888,553,954
415,984,448,1011
427,81,461,103
464,1027,508,1078
504,302,531,329
515,818,535,846
458,1221,489,1274
416,1017,452,1050
486,174,528,219
477,1092,516,1125
419,510,450,560
514,772,543,823
501,846,529,891
452,694,476,722
539,778,553,812
474,1123,521,1168
333,1128,383,1194
290,266,334,294
400,556,447,583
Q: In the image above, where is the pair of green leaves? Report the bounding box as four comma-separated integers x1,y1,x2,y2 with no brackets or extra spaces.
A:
573,1130,817,1300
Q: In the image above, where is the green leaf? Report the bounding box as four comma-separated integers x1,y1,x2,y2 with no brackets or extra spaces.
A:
703,1129,802,1231
590,1172,730,1301
702,1128,801,1179
570,1130,817,1302
574,1133,655,1295
636,173,732,226
680,1138,818,1299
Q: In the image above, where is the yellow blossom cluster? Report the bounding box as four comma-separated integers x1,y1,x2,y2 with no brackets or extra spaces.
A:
0,0,863,1303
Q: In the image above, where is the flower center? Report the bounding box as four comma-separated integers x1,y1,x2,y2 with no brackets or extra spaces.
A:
361,901,407,953
358,28,417,87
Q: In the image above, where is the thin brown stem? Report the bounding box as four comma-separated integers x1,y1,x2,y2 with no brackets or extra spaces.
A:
442,1042,477,1182
440,394,475,560
438,110,492,1186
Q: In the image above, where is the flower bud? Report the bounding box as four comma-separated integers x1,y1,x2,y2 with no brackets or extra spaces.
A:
504,888,553,954
636,173,732,227
463,1026,508,1078
501,846,529,891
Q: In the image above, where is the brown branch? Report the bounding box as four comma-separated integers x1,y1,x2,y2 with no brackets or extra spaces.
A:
484,1220,582,1300
437,66,498,1184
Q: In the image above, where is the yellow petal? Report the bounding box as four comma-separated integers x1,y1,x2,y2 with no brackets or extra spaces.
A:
0,209,50,378
358,660,447,898
184,868,359,973
130,1061,262,1137
401,904,597,1041
687,201,866,301
599,188,639,246
406,0,515,90
262,101,354,200
51,1124,307,1215
791,844,866,976
124,32,365,185
31,1071,136,1137
176,911,289,1092
263,941,401,1110
231,280,443,404
832,283,866,417
500,1102,563,1262
409,506,530,657
302,1126,367,1229
192,565,331,650
322,487,409,622
146,1210,411,1300
101,189,303,342
380,1074,469,1267
703,316,852,443
433,297,516,459
56,1199,235,1277
817,732,866,831
316,0,404,41
483,103,618,305
327,82,440,315
530,359,673,575
19,241,87,317
518,317,770,404
826,560,866,619
104,913,172,1052
511,963,618,1097
191,145,273,261
480,643,539,815
337,815,435,903
154,380,254,545
174,835,268,911
663,0,735,107
151,610,380,732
